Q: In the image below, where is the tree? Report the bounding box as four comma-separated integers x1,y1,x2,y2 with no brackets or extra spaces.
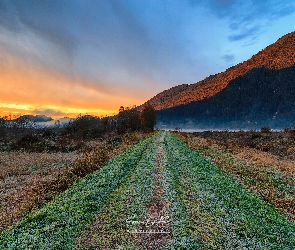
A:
117,106,140,134
140,102,156,132
63,114,102,139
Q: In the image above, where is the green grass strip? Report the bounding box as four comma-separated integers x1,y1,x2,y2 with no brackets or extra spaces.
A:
162,132,295,249
75,132,159,249
0,133,160,249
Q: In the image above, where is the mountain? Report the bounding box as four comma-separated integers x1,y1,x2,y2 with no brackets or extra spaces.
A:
148,31,295,112
146,31,295,129
15,115,53,123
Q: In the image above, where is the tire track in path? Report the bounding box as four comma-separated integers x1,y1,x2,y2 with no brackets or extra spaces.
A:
136,132,171,249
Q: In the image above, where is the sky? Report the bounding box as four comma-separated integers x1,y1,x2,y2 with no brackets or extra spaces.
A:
0,0,295,119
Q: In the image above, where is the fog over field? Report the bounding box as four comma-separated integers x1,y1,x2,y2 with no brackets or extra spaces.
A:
36,117,72,127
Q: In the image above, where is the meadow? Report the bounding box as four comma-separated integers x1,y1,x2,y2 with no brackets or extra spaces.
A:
177,130,295,222
1,130,294,249
0,127,150,234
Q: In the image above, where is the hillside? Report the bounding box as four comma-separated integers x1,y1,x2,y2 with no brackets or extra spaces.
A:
157,65,295,129
15,115,53,123
147,31,295,111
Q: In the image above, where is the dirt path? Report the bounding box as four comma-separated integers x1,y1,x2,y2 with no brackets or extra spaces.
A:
2,131,295,249
136,132,171,249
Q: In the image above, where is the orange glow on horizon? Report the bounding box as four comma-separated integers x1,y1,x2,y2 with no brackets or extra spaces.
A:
0,51,143,120
0,103,118,120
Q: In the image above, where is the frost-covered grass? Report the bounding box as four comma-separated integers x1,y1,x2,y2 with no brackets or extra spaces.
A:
75,132,159,249
0,132,151,234
177,132,295,222
0,132,160,249
1,131,294,249
162,132,295,249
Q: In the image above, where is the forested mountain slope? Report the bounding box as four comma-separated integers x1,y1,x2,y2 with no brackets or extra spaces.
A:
147,32,295,112
157,65,295,129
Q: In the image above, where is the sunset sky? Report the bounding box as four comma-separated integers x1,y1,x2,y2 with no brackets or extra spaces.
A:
0,0,295,119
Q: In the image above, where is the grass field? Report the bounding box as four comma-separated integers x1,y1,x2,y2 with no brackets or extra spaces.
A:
1,131,294,249
177,132,295,222
0,132,149,234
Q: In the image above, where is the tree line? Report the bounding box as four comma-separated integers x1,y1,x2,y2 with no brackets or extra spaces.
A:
0,102,156,152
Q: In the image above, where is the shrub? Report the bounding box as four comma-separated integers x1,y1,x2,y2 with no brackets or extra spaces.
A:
286,129,295,138
71,146,109,176
63,115,103,140
251,132,263,139
10,133,42,152
261,126,271,133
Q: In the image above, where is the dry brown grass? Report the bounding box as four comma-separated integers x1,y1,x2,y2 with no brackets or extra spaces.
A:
0,132,151,234
176,132,295,221
196,131,295,160
0,152,77,232
187,135,295,175
0,152,76,180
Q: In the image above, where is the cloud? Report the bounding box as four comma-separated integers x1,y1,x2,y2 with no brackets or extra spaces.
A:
228,26,261,41
220,54,235,63
0,1,76,53
0,0,295,119
0,0,200,96
205,0,295,22
192,0,295,44
31,108,67,117
0,51,123,114
227,1,295,43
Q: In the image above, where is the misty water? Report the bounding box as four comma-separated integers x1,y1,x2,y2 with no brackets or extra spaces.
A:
159,127,283,132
